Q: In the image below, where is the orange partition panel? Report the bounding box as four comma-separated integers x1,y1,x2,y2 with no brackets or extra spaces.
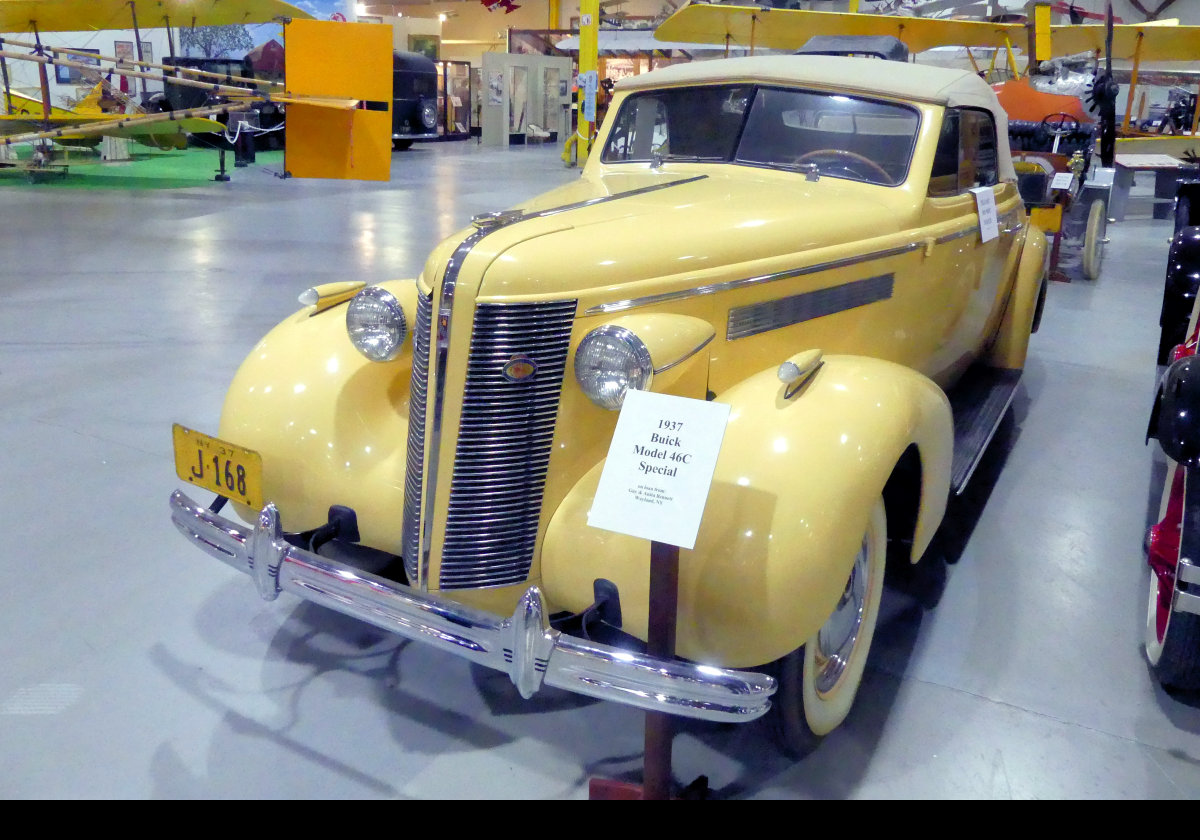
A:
285,104,391,181
285,19,392,181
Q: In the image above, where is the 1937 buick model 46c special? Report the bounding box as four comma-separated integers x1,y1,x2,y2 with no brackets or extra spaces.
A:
170,55,1048,754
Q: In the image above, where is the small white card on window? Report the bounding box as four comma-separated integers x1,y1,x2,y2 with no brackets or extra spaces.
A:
970,186,999,242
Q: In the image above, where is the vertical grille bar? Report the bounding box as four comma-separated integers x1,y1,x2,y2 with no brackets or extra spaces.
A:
401,291,434,586
439,300,577,590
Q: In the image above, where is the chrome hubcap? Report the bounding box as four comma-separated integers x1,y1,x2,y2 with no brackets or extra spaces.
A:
814,534,869,694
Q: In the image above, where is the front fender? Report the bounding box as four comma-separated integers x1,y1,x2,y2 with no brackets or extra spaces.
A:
541,354,952,668
219,280,419,554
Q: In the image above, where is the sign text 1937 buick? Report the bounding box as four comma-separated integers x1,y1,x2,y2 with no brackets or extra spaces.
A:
170,55,1048,754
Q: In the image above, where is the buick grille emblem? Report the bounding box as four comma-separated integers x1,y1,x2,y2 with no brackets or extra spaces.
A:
502,354,538,382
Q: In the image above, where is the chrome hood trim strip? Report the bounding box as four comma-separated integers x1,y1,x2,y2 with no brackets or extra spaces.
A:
584,209,1023,316
586,241,921,316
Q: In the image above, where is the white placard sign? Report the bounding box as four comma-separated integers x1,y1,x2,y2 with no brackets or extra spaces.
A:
580,70,598,122
588,389,730,550
1049,171,1074,191
970,186,999,242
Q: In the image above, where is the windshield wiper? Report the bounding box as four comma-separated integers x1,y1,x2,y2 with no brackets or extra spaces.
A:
651,152,727,169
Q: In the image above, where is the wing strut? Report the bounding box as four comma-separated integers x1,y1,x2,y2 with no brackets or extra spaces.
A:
1121,32,1145,134
128,1,149,100
0,39,12,115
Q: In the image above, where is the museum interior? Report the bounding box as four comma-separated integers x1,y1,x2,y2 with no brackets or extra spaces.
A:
3,0,1200,799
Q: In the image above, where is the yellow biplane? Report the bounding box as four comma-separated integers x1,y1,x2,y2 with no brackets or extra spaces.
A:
0,0,394,181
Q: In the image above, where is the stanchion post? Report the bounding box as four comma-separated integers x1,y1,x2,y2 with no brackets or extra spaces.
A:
643,540,679,800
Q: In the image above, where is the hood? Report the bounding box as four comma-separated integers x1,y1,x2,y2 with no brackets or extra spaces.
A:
424,167,917,301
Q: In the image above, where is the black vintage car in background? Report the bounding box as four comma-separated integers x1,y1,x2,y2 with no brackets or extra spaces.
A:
392,50,439,150
153,56,285,152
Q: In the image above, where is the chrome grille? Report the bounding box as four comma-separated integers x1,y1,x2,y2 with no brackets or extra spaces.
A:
440,300,577,589
401,291,434,585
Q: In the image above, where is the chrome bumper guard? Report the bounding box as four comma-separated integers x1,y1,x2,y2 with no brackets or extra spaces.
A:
170,490,775,722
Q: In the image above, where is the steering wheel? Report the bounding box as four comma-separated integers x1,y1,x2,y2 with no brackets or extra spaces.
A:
794,148,892,183
1040,113,1081,137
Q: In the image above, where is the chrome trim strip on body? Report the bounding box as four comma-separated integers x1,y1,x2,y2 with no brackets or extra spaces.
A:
170,489,775,722
584,208,1024,317
727,274,894,341
417,175,709,585
653,334,715,375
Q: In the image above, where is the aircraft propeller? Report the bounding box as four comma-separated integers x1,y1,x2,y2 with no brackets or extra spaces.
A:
1084,0,1119,167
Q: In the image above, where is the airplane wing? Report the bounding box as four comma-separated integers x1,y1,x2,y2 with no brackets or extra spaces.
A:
654,3,1200,60
270,96,361,111
1048,21,1200,63
653,3,1024,53
3,88,75,117
0,114,220,133
0,0,313,32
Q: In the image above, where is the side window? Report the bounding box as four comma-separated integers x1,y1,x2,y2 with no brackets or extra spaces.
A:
960,108,999,189
928,107,999,197
928,109,959,197
602,95,668,161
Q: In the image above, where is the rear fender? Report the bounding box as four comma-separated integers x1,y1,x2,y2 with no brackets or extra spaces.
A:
984,223,1048,369
541,354,953,668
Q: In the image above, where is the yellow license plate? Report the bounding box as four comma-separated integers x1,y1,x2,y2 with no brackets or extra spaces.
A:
172,424,264,510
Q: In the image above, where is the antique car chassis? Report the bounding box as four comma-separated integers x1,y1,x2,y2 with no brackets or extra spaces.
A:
170,54,1049,750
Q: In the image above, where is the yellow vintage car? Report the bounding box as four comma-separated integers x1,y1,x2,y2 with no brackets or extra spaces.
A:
170,54,1048,755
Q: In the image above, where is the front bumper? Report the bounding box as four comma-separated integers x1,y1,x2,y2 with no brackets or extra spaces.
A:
169,490,775,722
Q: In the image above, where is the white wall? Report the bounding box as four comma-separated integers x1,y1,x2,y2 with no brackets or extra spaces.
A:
0,29,173,110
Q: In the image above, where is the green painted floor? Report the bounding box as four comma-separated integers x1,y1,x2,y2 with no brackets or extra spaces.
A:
0,144,284,189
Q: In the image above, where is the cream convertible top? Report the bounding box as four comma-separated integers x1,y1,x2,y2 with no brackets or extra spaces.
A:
615,55,1016,183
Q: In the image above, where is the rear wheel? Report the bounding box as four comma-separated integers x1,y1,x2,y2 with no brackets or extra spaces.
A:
393,139,413,151
775,498,886,756
1145,464,1200,689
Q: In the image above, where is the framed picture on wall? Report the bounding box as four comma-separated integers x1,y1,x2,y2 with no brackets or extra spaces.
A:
55,48,99,84
113,40,152,66
408,35,439,60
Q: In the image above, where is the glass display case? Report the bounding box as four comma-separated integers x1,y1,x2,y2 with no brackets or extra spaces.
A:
436,60,473,140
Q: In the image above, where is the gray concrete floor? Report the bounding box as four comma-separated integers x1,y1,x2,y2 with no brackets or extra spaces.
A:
0,142,1196,799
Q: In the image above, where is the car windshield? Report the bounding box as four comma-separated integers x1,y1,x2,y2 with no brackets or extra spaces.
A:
600,84,920,186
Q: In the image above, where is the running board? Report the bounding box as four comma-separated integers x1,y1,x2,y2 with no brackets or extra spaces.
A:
948,367,1022,494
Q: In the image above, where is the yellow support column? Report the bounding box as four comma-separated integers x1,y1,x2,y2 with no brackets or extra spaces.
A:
566,0,599,167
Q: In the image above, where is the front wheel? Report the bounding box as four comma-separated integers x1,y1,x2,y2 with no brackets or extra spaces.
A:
774,497,887,756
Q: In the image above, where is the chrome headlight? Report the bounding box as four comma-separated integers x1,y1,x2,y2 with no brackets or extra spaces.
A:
420,100,437,130
346,287,407,362
575,325,654,410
